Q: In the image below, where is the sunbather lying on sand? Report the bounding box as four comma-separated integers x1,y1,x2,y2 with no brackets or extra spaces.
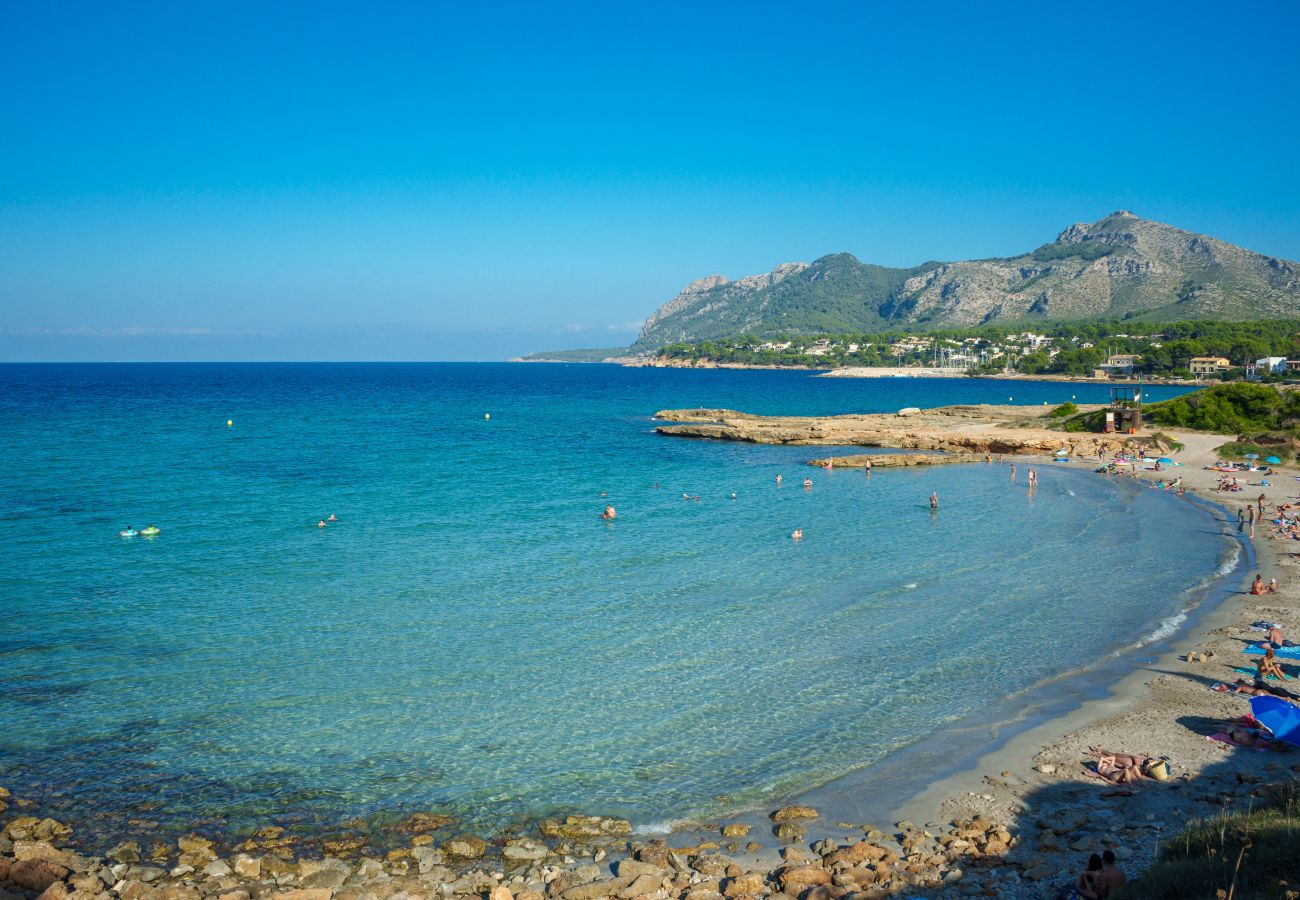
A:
1086,748,1158,785
1214,678,1300,701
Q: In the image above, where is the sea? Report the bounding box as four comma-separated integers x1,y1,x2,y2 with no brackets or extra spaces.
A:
0,363,1233,846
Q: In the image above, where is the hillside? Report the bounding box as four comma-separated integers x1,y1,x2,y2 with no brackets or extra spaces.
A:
630,211,1300,353
510,347,627,363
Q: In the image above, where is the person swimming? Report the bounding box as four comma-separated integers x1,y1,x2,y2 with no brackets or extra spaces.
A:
803,478,813,488
775,474,783,484
327,513,337,522
600,505,616,520
317,519,327,528
119,526,137,537
790,528,803,541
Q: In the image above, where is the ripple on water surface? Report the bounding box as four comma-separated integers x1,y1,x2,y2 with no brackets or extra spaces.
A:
0,363,1221,840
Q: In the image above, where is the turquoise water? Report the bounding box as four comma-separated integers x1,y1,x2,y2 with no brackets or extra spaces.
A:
0,364,1225,845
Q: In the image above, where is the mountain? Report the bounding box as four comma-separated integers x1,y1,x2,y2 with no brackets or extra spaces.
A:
630,211,1300,353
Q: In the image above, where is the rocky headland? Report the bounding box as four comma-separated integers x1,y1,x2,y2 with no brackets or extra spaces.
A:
653,405,1148,458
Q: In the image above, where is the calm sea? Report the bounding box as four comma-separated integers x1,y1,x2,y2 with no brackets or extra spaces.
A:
0,364,1226,845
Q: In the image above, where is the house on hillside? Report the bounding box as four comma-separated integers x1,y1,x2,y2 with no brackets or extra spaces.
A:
1097,354,1140,378
1256,357,1288,375
1287,359,1300,375
1189,356,1232,377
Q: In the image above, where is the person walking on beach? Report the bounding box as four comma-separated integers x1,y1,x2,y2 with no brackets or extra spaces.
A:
1259,492,1268,515
1248,504,1257,539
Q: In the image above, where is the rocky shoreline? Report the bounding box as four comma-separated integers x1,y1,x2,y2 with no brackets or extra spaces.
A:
1,795,1037,900
652,405,1145,458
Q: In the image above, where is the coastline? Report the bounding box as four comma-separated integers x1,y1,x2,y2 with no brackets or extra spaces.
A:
792,430,1293,895
3,417,1295,899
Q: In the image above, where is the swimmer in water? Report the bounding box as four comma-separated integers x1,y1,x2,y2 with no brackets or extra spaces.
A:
775,474,783,484
929,491,938,510
683,493,690,500
1010,464,1017,482
327,513,337,521
730,492,736,500
803,478,813,488
600,505,616,520
317,519,327,528
790,528,803,541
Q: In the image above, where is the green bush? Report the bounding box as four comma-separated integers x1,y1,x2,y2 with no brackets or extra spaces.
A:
1064,410,1105,432
1049,401,1079,418
1216,442,1292,463
1116,782,1300,899
1143,383,1300,434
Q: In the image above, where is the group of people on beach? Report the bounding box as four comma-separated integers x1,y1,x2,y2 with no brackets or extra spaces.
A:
1068,849,1127,899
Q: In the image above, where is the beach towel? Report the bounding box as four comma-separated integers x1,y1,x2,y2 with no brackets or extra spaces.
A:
1233,667,1287,680
1244,642,1300,660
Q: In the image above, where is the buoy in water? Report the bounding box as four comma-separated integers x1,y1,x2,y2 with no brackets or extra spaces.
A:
484,413,491,420
227,419,233,427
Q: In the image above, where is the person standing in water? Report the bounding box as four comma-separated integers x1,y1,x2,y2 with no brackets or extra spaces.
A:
1009,464,1016,482
1028,468,1037,487
929,491,938,510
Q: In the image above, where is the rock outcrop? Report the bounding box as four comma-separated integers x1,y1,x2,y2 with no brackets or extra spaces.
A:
653,405,1137,457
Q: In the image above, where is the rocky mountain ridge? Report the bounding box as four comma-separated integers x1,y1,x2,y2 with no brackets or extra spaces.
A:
630,211,1300,352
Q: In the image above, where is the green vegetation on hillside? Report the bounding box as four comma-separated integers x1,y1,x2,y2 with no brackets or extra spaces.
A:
1143,382,1300,433
513,347,627,363
1116,782,1300,899
1030,241,1117,262
654,319,1300,377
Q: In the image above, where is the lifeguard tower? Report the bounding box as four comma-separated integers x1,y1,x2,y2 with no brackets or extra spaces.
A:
1104,384,1143,434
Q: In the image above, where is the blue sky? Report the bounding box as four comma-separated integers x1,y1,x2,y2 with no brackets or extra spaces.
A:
2,1,1298,361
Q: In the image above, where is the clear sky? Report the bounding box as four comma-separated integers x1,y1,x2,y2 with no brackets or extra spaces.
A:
3,1,1298,361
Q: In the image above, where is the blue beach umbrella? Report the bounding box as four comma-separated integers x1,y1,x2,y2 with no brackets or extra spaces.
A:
1244,453,1260,459
1157,457,1173,464
1250,695,1300,747
1267,456,1282,465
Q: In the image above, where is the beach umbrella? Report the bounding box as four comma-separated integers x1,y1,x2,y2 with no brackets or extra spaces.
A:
1157,457,1173,464
1244,453,1260,459
1267,456,1282,465
1249,695,1300,747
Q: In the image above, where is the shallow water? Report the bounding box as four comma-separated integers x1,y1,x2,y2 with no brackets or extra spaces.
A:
0,364,1222,841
